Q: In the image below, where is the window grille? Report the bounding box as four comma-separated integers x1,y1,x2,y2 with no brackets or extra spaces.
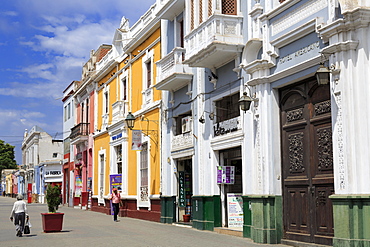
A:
222,0,237,15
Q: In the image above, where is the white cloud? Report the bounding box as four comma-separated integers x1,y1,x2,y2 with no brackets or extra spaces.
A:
3,11,18,17
0,81,62,99
33,19,116,57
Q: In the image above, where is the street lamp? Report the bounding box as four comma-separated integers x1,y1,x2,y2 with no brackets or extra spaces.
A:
125,112,136,130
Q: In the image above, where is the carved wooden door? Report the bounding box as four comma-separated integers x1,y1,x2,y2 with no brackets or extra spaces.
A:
280,79,334,245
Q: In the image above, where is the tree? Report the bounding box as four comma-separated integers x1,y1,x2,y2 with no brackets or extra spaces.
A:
0,140,17,174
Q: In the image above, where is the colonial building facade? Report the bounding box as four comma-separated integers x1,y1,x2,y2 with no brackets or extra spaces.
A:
59,0,370,246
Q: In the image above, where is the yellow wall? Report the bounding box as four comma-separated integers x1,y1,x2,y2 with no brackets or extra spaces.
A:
93,65,119,196
93,132,110,196
127,27,161,196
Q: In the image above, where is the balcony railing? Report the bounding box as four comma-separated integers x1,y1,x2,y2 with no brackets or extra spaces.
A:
70,123,89,140
112,100,128,123
171,131,194,152
155,47,193,91
184,14,244,68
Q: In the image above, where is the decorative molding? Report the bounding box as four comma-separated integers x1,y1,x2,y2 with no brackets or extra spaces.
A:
288,132,305,173
315,100,331,116
271,0,327,36
335,92,346,190
287,108,303,122
317,127,333,171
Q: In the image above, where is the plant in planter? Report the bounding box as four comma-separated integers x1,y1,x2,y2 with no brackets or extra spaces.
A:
41,184,64,233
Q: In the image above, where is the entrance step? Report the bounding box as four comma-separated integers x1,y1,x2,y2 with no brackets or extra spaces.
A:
281,240,331,247
214,227,243,238
172,222,192,228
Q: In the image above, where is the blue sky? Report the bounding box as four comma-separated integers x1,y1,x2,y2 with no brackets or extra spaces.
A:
0,0,156,164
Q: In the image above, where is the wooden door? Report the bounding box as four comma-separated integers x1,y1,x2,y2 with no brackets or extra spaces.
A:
280,79,334,245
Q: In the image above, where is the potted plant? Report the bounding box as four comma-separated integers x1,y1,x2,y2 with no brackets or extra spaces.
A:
41,184,64,232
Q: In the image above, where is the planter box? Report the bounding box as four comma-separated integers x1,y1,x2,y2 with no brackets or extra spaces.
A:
41,213,64,232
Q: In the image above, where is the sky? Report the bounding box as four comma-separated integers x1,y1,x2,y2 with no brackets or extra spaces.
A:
0,0,156,165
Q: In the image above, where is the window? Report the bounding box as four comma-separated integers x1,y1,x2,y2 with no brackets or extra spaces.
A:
121,78,127,101
64,106,68,122
190,0,194,30
146,61,152,89
116,145,122,174
104,91,109,113
99,154,105,199
215,93,240,123
68,103,71,120
140,142,148,201
222,0,237,15
175,112,192,135
81,102,85,123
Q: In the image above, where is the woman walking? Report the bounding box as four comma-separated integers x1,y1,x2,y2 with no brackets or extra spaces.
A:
108,188,121,222
10,194,29,237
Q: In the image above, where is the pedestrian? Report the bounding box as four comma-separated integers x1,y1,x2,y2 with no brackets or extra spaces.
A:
10,194,29,237
108,188,121,222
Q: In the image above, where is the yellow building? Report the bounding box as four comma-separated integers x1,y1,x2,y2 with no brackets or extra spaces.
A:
91,11,162,221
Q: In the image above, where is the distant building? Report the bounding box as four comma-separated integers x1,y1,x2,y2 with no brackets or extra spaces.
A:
21,126,63,203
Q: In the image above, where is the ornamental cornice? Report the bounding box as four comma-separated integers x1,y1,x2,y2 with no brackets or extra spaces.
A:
319,8,370,42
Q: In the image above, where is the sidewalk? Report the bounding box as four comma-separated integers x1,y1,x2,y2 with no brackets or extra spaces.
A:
0,196,289,247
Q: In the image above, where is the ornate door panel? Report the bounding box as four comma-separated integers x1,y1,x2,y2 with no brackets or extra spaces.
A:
280,80,334,245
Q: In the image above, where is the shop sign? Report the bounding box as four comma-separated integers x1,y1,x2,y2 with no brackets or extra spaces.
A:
112,133,122,141
131,130,142,150
213,117,239,136
45,170,61,176
278,41,320,65
217,166,235,184
178,171,185,207
227,193,243,228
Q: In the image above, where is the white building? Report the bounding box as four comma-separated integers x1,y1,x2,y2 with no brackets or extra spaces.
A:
22,126,63,203
157,0,370,246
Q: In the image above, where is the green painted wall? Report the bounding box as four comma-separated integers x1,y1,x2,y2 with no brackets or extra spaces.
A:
248,195,283,244
160,196,176,224
242,196,252,238
330,195,370,247
192,196,221,231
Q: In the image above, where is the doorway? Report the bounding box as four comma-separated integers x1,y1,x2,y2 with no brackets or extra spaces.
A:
280,79,334,245
177,159,192,222
219,147,242,228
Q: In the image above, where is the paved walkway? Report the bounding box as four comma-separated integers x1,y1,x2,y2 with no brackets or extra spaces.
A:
0,196,289,247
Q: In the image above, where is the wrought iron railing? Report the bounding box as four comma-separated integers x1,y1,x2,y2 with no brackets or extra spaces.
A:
70,123,89,139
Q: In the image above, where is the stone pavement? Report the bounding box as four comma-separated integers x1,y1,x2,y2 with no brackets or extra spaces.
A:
0,196,290,247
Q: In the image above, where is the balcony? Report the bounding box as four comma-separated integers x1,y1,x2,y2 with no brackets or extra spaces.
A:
155,47,193,91
171,131,194,158
112,100,128,124
184,14,244,69
70,123,89,145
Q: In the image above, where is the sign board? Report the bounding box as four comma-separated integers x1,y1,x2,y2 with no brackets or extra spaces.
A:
217,166,235,184
131,130,142,150
75,176,82,197
110,174,122,192
227,193,243,228
178,171,185,207
110,174,122,215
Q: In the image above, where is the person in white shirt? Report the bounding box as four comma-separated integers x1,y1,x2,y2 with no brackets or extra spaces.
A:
10,194,29,237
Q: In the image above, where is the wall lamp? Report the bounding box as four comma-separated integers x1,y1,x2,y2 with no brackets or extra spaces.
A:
125,112,136,130
125,112,158,144
239,92,253,112
315,64,330,85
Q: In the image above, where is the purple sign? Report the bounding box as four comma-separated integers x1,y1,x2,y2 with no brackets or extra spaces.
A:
217,166,235,184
